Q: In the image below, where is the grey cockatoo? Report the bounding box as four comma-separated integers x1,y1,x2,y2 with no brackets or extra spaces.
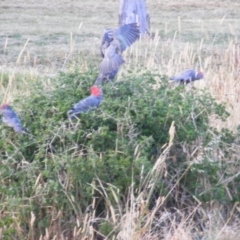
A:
170,69,204,84
0,104,26,133
67,85,103,119
95,23,140,85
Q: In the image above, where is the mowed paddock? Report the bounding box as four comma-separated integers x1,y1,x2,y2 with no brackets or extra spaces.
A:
1,0,240,239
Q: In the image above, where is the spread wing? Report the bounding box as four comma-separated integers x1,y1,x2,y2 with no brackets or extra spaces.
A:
100,23,139,57
115,23,140,53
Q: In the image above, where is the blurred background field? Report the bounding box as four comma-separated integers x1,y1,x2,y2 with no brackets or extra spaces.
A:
1,0,240,129
1,0,240,239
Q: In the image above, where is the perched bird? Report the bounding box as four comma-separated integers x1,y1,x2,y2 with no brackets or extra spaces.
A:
67,85,103,119
170,69,204,84
95,23,140,85
0,104,26,133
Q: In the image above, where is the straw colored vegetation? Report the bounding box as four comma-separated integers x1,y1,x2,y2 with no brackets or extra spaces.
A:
0,0,240,239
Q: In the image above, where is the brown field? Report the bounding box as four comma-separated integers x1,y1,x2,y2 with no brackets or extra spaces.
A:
1,0,240,239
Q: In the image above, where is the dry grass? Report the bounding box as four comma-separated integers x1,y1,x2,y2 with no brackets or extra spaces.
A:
1,0,240,239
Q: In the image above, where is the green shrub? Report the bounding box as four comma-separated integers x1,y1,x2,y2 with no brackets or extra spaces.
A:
0,68,235,237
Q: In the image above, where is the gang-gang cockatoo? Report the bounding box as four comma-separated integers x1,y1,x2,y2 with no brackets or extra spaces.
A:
170,69,204,84
67,85,103,119
95,23,140,85
0,104,26,133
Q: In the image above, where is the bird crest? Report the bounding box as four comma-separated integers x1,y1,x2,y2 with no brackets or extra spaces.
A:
196,71,204,79
0,103,10,109
90,86,102,96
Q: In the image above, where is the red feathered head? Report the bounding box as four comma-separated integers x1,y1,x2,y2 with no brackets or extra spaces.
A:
0,103,10,109
196,72,204,79
90,86,102,96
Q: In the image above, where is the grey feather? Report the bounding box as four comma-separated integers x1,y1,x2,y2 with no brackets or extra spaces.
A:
170,69,204,84
100,23,140,57
67,91,103,119
0,105,26,133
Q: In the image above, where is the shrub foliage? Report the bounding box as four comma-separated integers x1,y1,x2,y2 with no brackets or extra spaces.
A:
0,69,237,238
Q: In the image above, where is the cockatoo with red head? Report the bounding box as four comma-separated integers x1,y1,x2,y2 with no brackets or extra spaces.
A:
67,86,103,119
